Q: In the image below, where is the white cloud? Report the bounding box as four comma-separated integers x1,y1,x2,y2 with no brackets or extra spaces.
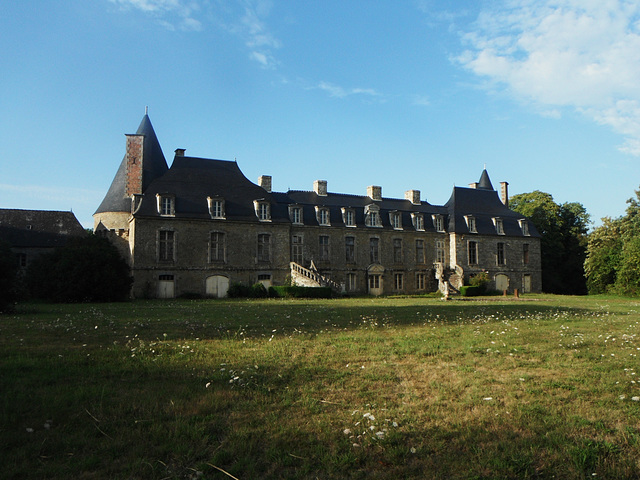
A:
457,0,640,155
109,0,202,31
317,81,382,100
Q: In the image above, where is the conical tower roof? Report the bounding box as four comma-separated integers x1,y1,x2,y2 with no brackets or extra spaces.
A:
95,114,169,214
477,169,494,190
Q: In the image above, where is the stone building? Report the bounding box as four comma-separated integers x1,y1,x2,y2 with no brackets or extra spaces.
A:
0,209,87,270
94,113,541,298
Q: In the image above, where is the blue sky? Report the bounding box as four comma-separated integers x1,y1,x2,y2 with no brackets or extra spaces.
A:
2,0,640,229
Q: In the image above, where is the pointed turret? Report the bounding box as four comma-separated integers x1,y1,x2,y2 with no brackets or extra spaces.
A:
94,113,169,233
477,169,493,190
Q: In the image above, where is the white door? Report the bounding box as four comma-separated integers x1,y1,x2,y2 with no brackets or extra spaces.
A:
523,274,531,293
495,274,509,292
368,275,383,296
206,275,229,298
158,280,175,299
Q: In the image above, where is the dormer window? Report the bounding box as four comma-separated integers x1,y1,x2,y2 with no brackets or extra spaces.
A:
493,217,505,235
289,205,303,225
519,219,530,236
342,207,356,227
390,211,402,230
207,197,225,219
254,200,271,222
316,206,330,226
365,205,382,228
411,213,425,231
157,194,175,216
432,214,445,232
465,215,477,233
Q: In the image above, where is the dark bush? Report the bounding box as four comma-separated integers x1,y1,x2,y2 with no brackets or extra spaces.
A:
0,240,18,312
269,285,332,298
460,285,484,297
227,282,268,298
26,235,132,303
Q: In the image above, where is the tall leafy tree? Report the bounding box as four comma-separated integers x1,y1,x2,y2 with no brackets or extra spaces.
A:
510,191,590,294
26,235,132,303
585,187,640,296
0,240,18,312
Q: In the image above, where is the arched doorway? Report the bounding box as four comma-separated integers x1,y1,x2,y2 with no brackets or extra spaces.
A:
206,275,229,298
495,274,510,293
367,264,385,296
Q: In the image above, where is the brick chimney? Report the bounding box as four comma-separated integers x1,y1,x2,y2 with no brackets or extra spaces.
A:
500,181,509,207
405,189,421,205
125,134,144,196
314,180,328,196
367,185,382,201
259,175,272,193
175,148,186,157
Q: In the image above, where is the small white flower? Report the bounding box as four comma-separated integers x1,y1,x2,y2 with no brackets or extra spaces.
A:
26,428,34,433
343,428,351,435
375,431,385,438
632,396,640,401
410,447,417,454
483,397,493,401
205,382,211,388
620,395,626,400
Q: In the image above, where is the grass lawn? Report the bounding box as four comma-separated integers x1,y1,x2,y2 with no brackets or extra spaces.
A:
2,294,640,479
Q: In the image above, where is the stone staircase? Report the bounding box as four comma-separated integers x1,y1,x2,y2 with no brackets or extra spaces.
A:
290,261,341,292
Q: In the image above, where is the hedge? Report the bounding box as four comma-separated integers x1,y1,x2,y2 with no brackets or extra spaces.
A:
269,285,333,298
459,285,485,297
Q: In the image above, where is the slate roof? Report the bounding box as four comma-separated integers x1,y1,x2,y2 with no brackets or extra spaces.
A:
95,114,168,215
137,156,289,223
444,170,540,237
0,209,87,248
97,115,539,238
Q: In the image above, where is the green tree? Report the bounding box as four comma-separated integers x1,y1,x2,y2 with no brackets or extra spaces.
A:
0,240,18,312
510,191,590,294
26,235,132,303
585,187,640,296
584,217,623,294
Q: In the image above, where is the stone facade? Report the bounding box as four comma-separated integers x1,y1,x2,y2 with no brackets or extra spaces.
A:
94,114,542,298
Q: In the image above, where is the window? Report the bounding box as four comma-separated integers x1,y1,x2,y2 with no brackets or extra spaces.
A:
209,232,226,262
316,207,330,226
393,238,403,263
17,253,27,268
497,242,505,265
319,235,330,261
519,219,530,236
365,205,382,227
391,212,402,229
415,239,425,264
369,275,380,289
494,217,504,235
435,240,445,263
412,213,425,231
523,243,530,264
394,273,404,291
291,235,304,264
290,206,303,224
254,201,271,222
158,230,175,261
416,272,426,290
157,194,175,216
432,214,445,232
345,236,355,263
207,197,225,219
347,273,357,292
465,216,477,233
370,237,380,263
257,234,270,262
342,208,356,227
468,240,478,265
